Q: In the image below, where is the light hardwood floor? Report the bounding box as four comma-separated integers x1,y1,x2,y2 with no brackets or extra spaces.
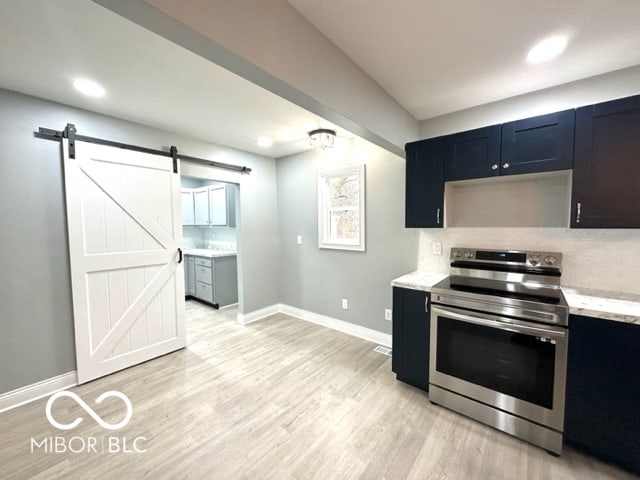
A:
0,300,636,479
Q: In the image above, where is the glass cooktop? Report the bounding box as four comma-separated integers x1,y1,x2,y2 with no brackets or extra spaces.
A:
432,277,567,306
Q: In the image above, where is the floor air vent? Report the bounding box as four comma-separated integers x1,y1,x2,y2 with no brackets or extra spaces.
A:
374,345,392,356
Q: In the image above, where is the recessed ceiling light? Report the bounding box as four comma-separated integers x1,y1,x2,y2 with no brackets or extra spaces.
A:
73,78,106,97
527,35,568,64
256,137,272,148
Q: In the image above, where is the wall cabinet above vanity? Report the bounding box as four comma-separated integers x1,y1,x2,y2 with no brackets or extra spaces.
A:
181,183,236,227
406,94,640,229
181,189,196,225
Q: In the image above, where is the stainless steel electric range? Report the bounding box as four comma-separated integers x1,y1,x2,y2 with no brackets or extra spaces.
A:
429,247,569,454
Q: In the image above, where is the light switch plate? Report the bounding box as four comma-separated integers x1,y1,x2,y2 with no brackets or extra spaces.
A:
296,235,302,245
384,309,392,321
432,241,442,255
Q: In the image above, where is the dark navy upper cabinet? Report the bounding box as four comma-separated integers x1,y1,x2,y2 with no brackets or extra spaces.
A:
564,315,640,475
571,95,640,228
405,138,444,228
444,125,501,181
392,287,430,391
501,109,575,176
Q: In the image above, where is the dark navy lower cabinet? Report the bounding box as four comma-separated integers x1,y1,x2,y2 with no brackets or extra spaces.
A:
501,109,575,176
564,314,640,474
392,287,430,391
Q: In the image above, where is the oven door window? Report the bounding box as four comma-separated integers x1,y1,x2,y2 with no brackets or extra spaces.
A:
436,316,555,409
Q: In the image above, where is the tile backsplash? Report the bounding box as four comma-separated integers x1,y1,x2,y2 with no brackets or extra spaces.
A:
183,226,237,250
418,228,640,296
182,227,202,249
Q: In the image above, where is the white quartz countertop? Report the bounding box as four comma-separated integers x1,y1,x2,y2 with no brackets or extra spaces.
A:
391,271,640,325
183,249,237,258
390,271,448,292
562,287,640,325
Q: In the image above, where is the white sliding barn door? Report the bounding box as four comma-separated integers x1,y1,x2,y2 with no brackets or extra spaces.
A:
63,140,186,384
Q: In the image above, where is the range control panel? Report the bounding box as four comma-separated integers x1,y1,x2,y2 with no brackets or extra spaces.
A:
450,248,562,269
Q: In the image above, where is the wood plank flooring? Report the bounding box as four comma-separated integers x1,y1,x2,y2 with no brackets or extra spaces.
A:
0,300,635,479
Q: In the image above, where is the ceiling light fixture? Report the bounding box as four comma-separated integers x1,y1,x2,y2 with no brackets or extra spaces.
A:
256,136,272,148
72,78,106,97
309,128,336,149
526,35,568,64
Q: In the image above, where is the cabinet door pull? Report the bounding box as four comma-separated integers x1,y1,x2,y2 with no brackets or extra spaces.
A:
491,164,498,170
576,202,581,224
436,208,441,225
425,296,430,313
177,248,183,264
502,163,510,169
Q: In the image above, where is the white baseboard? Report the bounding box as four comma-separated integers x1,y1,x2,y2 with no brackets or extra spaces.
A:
219,302,238,310
236,304,281,325
280,304,392,348
0,371,78,414
238,303,392,348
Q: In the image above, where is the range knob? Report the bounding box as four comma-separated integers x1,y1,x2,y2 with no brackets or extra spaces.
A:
529,255,540,266
464,251,474,259
544,256,557,265
453,250,462,258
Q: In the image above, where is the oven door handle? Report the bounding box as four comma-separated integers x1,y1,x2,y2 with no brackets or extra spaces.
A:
432,306,567,339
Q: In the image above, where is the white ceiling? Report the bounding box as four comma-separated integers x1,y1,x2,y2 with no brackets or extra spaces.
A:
0,0,349,158
287,0,640,120
2,1,639,159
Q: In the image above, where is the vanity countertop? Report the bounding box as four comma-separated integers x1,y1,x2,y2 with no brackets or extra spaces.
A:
184,248,237,258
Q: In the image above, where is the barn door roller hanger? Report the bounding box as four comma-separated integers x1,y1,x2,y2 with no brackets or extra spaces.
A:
36,123,252,174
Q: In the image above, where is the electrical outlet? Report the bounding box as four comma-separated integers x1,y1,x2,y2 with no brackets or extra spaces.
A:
296,235,302,245
384,309,392,321
342,298,348,310
432,241,442,255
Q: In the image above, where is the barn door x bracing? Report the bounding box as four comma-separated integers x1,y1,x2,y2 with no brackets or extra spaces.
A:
63,139,186,384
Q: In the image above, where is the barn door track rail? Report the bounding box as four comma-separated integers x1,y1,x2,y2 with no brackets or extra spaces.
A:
36,123,252,174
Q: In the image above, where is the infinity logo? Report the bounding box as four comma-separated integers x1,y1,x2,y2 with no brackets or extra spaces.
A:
45,391,133,431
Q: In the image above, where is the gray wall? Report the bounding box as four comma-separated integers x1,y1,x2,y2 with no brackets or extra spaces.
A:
0,93,75,393
0,88,279,394
180,176,204,188
419,65,640,138
276,137,418,335
445,172,571,228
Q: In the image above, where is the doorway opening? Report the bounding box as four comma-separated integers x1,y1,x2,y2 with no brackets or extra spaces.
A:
180,174,242,335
